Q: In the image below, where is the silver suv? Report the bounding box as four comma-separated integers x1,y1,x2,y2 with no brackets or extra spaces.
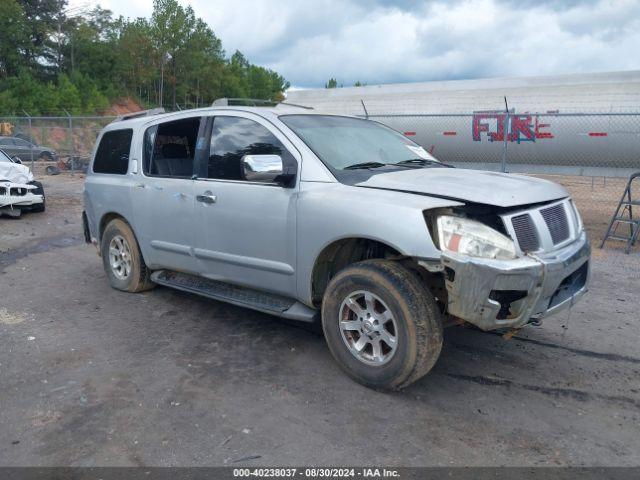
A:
83,105,590,390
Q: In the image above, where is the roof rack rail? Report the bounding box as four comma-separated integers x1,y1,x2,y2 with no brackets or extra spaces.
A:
114,108,166,122
211,98,313,110
212,98,274,107
278,101,314,110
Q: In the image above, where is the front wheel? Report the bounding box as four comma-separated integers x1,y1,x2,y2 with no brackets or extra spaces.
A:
101,219,155,293
322,260,443,390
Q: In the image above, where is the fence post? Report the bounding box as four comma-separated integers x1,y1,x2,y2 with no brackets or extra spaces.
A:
63,110,74,175
22,110,34,171
501,96,509,173
361,99,369,119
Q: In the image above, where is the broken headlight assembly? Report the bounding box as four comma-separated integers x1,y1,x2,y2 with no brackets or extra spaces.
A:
436,215,517,260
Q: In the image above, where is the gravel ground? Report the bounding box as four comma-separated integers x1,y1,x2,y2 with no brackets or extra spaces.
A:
0,174,639,467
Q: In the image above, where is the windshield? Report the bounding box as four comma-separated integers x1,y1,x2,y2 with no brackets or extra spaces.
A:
0,149,12,163
279,114,439,171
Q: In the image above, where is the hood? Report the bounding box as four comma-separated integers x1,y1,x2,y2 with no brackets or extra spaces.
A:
354,168,569,208
0,162,34,184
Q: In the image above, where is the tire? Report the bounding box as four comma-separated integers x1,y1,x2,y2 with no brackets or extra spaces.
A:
321,259,443,390
29,181,46,213
39,151,53,161
101,218,155,293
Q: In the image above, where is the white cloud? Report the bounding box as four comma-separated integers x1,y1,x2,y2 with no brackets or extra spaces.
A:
74,0,640,87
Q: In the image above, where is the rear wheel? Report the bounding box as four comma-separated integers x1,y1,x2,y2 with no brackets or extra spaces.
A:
322,259,443,390
38,151,54,161
101,219,155,292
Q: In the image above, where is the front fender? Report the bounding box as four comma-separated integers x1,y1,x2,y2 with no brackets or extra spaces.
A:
296,182,462,304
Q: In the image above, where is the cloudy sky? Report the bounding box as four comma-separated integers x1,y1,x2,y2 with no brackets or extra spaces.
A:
72,0,640,88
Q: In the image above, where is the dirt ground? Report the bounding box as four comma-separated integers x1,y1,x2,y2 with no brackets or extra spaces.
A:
0,173,639,467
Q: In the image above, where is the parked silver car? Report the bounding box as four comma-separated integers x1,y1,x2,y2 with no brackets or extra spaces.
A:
0,136,57,161
83,105,590,390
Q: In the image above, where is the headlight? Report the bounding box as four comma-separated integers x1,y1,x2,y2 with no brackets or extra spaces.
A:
437,215,516,260
569,200,583,232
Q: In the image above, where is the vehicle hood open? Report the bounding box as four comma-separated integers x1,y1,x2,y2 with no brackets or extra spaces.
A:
354,168,569,208
0,162,34,184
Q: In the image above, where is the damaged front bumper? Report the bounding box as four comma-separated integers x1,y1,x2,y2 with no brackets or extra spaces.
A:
438,231,590,331
0,181,44,217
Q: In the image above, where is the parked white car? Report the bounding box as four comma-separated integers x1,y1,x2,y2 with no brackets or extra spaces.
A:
83,104,590,390
0,149,45,217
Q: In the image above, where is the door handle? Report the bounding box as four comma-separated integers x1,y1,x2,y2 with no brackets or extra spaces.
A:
196,192,217,204
134,183,146,189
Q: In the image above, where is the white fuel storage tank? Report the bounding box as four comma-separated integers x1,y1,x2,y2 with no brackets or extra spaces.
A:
286,71,640,176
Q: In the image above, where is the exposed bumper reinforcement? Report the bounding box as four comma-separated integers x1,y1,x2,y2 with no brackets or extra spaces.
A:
439,231,590,331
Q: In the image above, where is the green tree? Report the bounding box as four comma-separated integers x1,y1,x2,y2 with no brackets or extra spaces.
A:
65,8,119,91
325,77,338,89
115,18,156,104
150,0,188,108
56,73,82,114
0,0,28,78
0,0,289,114
18,0,67,75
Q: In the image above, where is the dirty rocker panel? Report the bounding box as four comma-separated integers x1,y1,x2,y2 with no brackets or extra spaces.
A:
150,270,317,322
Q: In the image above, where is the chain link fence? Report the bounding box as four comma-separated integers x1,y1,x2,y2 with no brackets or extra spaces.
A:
1,112,638,242
364,111,640,176
0,115,117,176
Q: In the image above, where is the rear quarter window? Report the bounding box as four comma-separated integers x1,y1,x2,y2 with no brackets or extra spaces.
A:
93,129,133,175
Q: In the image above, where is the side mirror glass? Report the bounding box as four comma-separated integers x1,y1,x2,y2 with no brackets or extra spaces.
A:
12,156,22,164
242,154,284,183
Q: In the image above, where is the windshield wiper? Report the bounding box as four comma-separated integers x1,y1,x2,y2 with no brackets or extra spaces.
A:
343,161,387,170
393,158,453,168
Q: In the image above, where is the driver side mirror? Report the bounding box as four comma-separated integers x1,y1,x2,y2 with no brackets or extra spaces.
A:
12,156,22,164
242,154,295,186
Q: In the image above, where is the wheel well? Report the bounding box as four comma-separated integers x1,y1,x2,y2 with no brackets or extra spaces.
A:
100,212,144,252
311,238,402,307
98,213,148,263
99,212,128,241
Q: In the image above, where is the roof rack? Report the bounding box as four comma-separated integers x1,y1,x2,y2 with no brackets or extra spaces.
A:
211,98,313,110
114,108,166,122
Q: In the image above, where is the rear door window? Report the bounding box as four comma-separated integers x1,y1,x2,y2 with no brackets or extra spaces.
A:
93,129,133,175
143,117,202,178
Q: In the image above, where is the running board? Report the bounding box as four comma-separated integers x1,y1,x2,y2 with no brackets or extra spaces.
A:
150,270,318,323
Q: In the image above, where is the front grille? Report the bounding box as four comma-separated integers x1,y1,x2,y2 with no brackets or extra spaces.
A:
1,186,28,196
540,203,570,245
511,213,540,252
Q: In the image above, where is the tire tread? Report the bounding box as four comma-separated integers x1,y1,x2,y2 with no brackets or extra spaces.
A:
322,259,442,390
101,218,155,293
